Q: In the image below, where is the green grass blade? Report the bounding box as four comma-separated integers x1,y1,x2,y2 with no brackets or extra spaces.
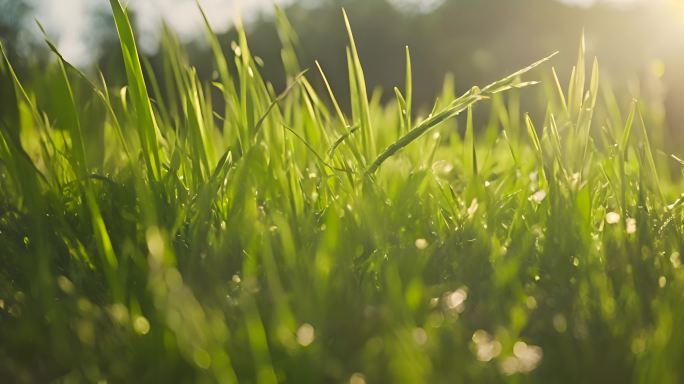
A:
637,107,664,203
569,32,586,116
109,0,163,181
366,88,483,175
620,99,637,152
404,46,413,132
316,60,349,130
525,113,542,160
551,66,569,115
481,51,557,94
342,9,374,158
464,105,477,178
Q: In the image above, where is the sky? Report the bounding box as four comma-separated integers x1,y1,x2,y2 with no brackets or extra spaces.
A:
33,0,652,66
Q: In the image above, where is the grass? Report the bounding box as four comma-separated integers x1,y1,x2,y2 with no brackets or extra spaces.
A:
0,1,683,383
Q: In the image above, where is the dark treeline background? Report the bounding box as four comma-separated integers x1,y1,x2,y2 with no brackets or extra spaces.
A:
2,0,684,145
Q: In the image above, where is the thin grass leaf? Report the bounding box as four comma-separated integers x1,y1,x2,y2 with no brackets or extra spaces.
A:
551,67,568,114
253,69,309,139
672,154,684,166
637,108,664,203
343,9,374,158
282,123,353,174
327,125,360,160
525,113,542,159
315,60,349,130
481,51,558,93
109,0,163,181
366,89,484,176
464,105,477,177
404,45,413,131
569,32,586,116
620,99,637,152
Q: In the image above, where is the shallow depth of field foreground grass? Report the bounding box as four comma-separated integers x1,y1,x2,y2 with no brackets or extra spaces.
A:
1,1,684,383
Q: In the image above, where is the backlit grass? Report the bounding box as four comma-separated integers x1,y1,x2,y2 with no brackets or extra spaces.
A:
0,1,683,383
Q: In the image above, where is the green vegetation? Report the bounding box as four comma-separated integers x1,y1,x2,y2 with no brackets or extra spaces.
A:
1,1,683,382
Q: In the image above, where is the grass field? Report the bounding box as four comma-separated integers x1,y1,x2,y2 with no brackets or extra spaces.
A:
1,1,684,383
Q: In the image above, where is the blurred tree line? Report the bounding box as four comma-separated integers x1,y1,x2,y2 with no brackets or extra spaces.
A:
0,0,32,60
2,0,684,146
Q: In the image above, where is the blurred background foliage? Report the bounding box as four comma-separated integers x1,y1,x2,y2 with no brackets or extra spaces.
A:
2,1,684,138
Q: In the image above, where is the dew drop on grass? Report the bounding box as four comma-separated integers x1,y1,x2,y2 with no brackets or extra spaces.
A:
658,276,667,288
108,303,129,326
626,218,637,234
77,298,92,313
553,314,567,333
133,316,150,335
432,160,453,175
671,252,681,268
529,190,547,203
529,171,538,183
57,276,75,294
467,199,479,216
231,42,241,57
502,342,544,375
512,341,543,373
349,373,367,384
296,323,315,347
146,227,165,261
446,287,468,312
193,348,211,369
472,330,502,362
605,212,620,224
500,357,519,376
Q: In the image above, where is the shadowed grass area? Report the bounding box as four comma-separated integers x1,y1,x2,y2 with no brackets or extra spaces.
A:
0,1,683,383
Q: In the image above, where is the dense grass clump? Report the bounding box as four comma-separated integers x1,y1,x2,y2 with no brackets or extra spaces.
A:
1,1,683,383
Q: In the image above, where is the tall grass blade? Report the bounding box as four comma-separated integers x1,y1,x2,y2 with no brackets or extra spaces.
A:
342,9,374,158
109,0,163,181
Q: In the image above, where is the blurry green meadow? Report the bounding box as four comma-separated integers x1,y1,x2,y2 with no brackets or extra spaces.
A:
1,0,684,383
